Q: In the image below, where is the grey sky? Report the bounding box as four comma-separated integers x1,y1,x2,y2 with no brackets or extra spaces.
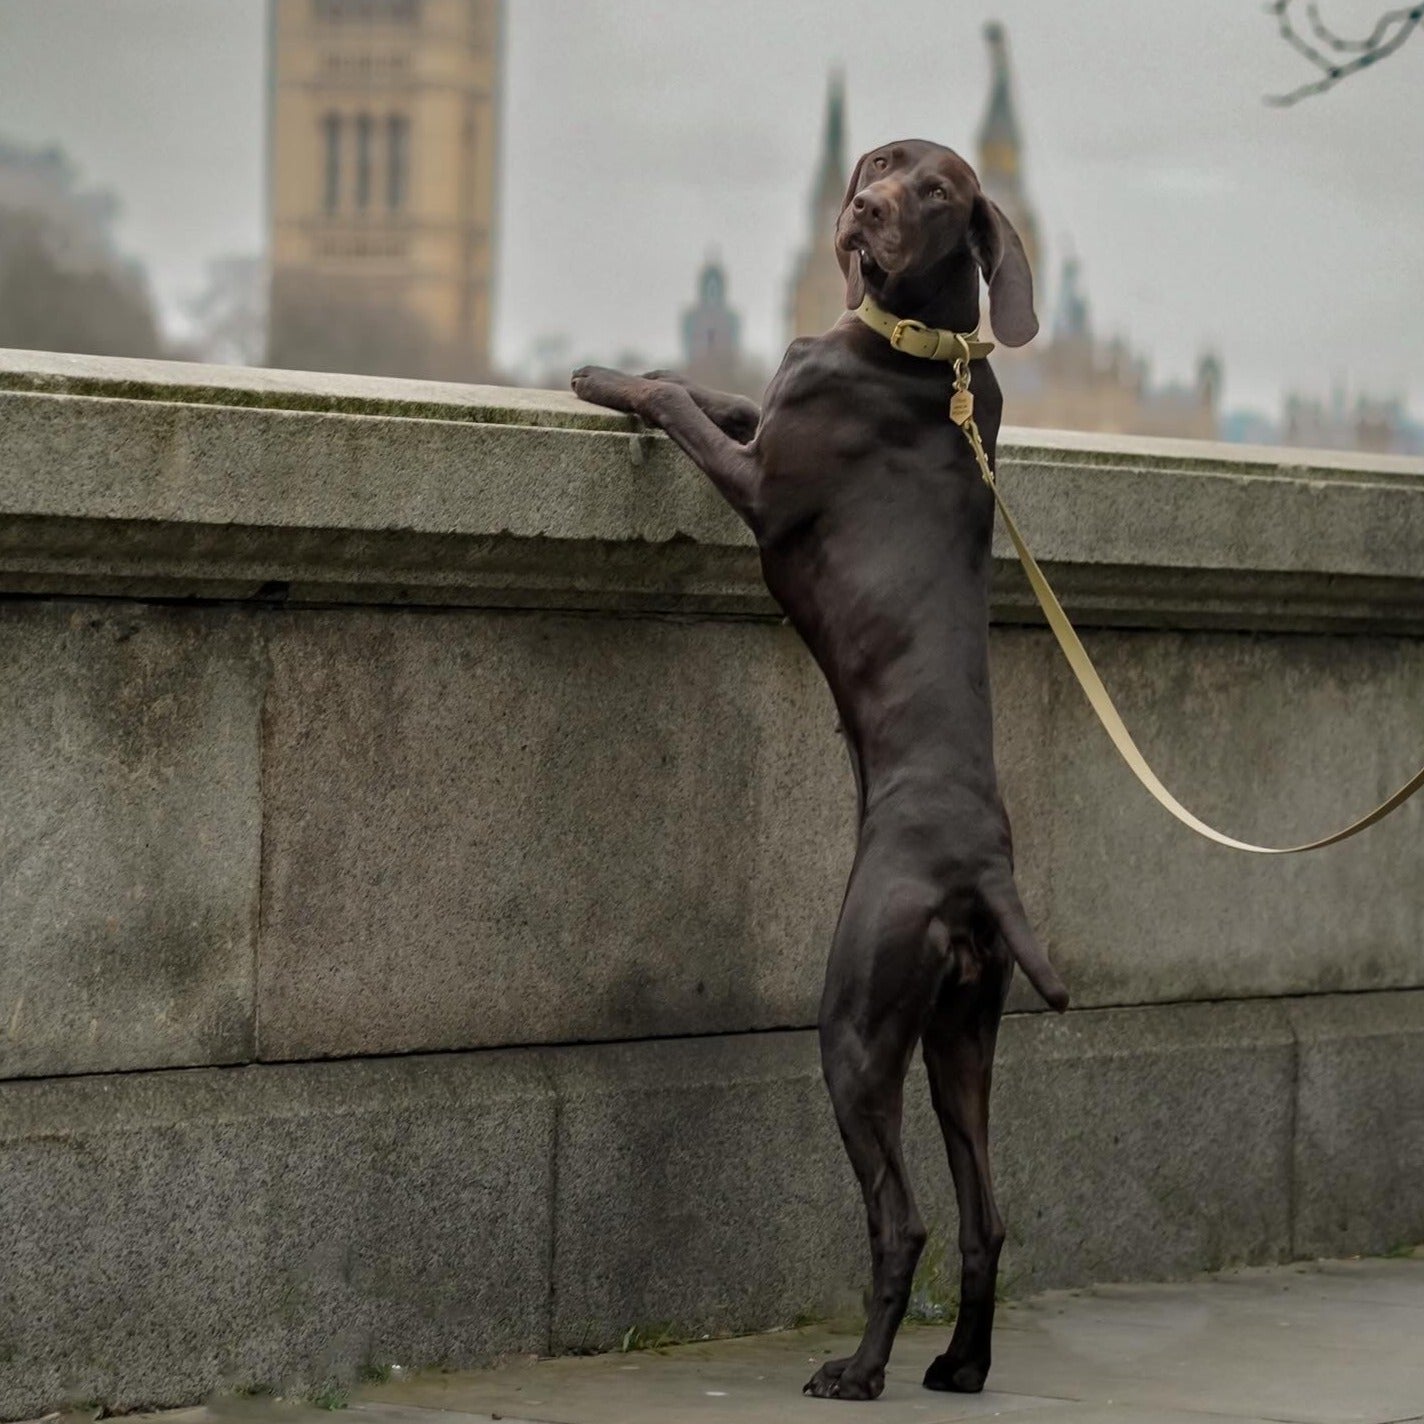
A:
0,0,1420,416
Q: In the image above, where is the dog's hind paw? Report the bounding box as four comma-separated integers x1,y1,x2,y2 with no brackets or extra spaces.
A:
922,1351,988,1393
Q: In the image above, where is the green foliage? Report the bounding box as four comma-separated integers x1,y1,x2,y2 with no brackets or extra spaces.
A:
905,1222,958,1324
306,1381,350,1410
1382,1241,1423,1259
619,1322,680,1353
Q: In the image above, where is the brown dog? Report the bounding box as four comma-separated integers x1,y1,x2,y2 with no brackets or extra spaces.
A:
572,140,1067,1401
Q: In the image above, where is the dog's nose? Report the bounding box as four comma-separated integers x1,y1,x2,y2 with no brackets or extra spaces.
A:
852,192,887,225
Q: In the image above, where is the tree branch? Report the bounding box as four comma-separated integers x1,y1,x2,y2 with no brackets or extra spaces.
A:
1266,0,1422,105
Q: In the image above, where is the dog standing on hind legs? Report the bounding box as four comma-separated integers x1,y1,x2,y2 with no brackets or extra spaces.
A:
572,139,1069,1402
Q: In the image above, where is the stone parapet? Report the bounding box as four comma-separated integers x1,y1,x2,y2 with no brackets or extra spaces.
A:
3,348,1424,629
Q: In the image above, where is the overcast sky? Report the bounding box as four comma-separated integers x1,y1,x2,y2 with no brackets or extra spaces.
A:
0,0,1420,416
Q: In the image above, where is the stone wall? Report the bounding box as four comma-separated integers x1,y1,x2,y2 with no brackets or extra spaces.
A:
2,349,1422,1417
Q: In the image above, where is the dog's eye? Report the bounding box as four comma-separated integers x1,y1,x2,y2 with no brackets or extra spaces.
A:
873,156,887,170
931,187,947,201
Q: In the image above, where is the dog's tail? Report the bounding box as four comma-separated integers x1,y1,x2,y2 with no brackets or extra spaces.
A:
981,870,1069,1013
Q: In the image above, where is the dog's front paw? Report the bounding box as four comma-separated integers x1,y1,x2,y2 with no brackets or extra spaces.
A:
570,365,643,415
803,1356,884,1401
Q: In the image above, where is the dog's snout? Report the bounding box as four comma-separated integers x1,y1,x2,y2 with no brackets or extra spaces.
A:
852,191,888,225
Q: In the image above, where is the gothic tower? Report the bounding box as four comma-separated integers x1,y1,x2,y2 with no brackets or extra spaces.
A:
266,0,502,381
682,256,741,393
976,22,1041,291
786,71,850,341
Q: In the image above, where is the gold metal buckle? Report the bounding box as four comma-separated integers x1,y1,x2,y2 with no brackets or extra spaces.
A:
889,318,928,352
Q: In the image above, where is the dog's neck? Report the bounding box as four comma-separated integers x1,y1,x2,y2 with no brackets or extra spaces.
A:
868,248,981,334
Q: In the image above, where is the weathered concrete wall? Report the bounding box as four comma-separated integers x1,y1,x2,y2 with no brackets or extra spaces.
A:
2,349,1423,1417
5,998,1422,1418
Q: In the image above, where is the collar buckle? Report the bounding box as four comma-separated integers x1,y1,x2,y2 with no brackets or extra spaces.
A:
889,317,929,353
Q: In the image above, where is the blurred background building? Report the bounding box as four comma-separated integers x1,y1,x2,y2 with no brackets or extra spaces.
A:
0,6,1418,453
265,0,502,381
971,24,1221,439
775,26,1222,441
680,256,768,400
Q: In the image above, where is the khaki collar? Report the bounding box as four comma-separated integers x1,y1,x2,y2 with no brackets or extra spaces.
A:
853,295,994,363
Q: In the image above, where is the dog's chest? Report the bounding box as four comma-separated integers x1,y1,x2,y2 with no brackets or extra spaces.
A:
754,390,980,544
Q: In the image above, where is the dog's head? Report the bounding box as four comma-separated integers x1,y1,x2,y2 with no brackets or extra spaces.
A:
835,139,1038,347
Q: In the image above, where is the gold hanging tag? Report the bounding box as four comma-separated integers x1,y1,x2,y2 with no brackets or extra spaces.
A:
949,388,974,426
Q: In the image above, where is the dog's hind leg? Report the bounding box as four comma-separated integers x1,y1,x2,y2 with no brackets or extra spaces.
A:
920,945,1012,1394
804,864,946,1402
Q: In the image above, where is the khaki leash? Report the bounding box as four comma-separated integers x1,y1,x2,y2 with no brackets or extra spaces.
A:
855,295,1424,854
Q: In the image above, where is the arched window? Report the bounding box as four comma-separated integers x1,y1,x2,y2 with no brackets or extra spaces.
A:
321,111,342,212
354,113,374,211
386,114,409,211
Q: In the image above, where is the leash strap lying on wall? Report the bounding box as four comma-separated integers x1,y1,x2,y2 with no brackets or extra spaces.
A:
947,360,1424,855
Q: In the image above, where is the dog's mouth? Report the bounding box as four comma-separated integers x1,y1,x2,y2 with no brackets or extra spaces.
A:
838,227,898,282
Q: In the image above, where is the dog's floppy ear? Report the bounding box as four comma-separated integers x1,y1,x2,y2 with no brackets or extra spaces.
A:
967,193,1038,347
836,155,866,310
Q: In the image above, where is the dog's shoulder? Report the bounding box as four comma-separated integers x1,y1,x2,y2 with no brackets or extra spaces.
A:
763,331,857,409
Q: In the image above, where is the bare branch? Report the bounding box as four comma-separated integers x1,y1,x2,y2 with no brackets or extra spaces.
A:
1304,0,1418,51
1265,0,1422,105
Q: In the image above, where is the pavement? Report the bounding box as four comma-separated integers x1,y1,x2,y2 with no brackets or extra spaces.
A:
111,1256,1424,1424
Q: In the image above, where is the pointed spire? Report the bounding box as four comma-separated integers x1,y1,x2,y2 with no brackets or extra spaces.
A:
1053,255,1091,344
824,68,845,176
975,22,1041,286
978,22,1021,183
813,69,848,218
787,68,853,341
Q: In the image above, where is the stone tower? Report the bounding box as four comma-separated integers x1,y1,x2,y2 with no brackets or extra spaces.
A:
266,0,502,381
681,255,765,399
976,22,1041,289
786,71,850,341
971,23,1221,439
682,257,741,391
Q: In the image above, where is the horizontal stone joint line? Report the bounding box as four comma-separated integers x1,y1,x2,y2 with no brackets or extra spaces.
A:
3,986,1422,1089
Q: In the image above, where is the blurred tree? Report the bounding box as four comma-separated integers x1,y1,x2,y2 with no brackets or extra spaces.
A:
0,139,165,358
183,255,267,367
1268,1,1421,104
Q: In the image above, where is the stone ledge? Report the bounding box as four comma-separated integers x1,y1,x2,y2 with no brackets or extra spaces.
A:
0,347,632,431
3,350,1424,630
